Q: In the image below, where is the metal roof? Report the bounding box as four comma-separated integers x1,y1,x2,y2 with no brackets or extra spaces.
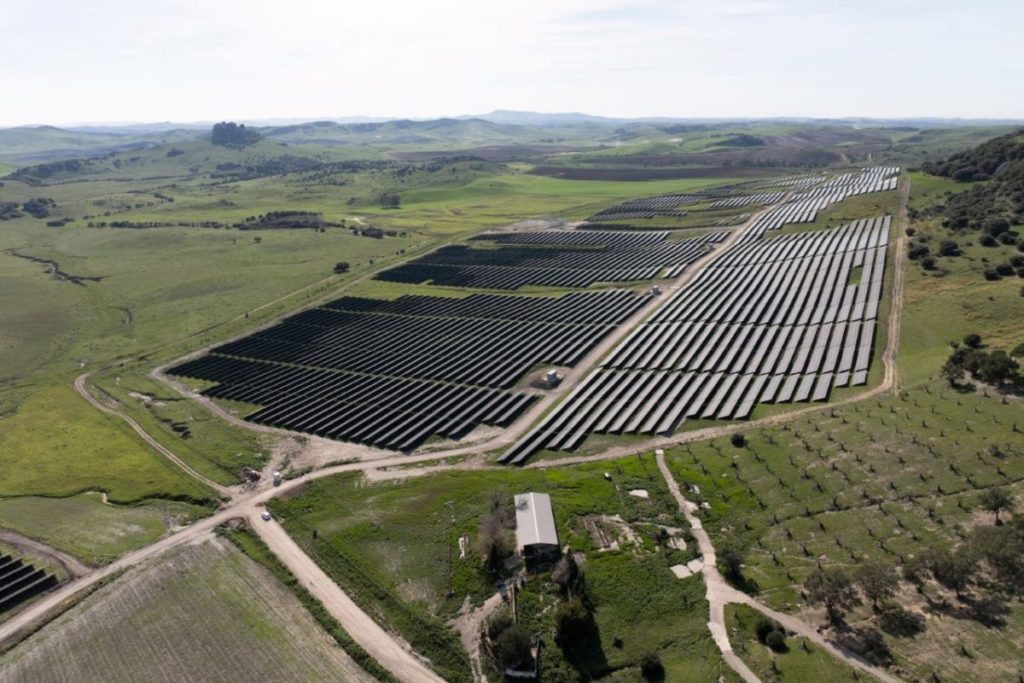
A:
514,492,558,549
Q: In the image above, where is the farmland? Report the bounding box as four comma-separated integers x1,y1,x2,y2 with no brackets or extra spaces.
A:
0,537,375,682
268,456,734,682
0,117,1021,683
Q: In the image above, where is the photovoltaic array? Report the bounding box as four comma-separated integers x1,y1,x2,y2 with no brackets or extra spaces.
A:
739,167,899,243
501,215,891,464
373,230,725,290
168,290,649,451
0,555,57,614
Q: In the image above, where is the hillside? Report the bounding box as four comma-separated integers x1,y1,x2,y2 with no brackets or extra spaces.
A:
0,126,201,164
919,129,1024,240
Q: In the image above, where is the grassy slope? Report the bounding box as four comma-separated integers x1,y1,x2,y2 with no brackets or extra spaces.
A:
0,493,208,565
0,537,374,682
270,456,732,682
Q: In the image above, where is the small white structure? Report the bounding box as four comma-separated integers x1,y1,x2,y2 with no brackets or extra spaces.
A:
272,471,282,486
650,285,662,296
544,370,562,387
514,492,559,569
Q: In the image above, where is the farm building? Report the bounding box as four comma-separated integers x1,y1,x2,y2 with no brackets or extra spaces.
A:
514,492,559,569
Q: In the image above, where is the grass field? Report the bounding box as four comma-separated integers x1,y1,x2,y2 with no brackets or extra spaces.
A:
0,493,208,565
269,456,735,682
0,385,212,504
0,537,376,682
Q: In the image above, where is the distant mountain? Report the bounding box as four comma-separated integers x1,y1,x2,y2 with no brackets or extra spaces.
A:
257,117,538,146
471,110,624,126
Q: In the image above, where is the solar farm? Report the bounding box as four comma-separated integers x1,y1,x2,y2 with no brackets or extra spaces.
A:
169,166,900,461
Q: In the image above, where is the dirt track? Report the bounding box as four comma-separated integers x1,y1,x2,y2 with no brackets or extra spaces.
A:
246,508,445,683
656,451,903,683
0,530,90,578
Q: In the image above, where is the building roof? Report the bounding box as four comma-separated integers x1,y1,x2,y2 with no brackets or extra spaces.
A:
514,492,558,549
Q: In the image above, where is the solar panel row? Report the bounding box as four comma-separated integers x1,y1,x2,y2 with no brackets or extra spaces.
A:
500,216,891,464
0,555,57,614
375,231,725,290
168,290,648,451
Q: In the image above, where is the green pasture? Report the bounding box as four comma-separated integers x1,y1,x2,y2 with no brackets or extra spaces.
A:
269,455,732,682
0,492,208,565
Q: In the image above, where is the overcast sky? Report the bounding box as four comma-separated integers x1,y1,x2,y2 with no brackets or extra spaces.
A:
2,0,1021,126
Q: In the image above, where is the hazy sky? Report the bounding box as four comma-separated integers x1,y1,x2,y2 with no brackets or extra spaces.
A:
2,0,1021,126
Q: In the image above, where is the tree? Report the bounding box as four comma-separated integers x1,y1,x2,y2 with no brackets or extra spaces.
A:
978,487,1015,525
551,552,586,600
730,433,746,447
492,623,533,670
720,547,744,581
928,548,975,598
975,350,1019,385
805,567,860,623
378,192,401,209
856,561,899,609
477,492,514,572
554,597,592,645
333,261,350,274
210,121,262,148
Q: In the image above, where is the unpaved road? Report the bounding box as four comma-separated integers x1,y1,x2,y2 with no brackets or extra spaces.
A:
656,451,904,683
73,373,232,497
0,530,91,578
246,508,446,683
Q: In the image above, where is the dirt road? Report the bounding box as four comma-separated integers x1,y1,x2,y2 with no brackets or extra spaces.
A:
655,452,904,683
73,373,232,497
247,508,446,683
0,529,91,578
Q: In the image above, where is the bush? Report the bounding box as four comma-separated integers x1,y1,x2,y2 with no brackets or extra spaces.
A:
730,433,746,448
639,651,665,681
765,629,788,652
963,333,983,349
554,597,593,645
492,623,533,670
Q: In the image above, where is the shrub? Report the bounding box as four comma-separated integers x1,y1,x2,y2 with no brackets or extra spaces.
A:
639,651,665,681
765,630,788,652
492,623,533,670
730,433,746,448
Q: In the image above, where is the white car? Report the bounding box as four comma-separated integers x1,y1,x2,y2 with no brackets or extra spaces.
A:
260,511,272,522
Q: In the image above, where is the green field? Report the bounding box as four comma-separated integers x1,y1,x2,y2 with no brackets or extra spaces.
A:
0,493,208,565
269,456,733,682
